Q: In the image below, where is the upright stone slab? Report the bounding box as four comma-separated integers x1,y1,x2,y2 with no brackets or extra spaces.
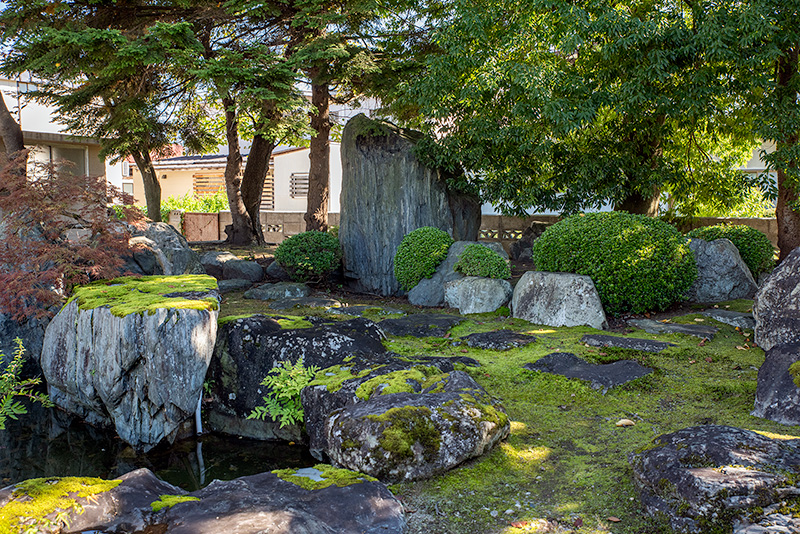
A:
339,114,481,296
40,275,219,452
685,238,757,303
512,271,608,330
752,344,800,425
126,222,205,276
754,246,800,351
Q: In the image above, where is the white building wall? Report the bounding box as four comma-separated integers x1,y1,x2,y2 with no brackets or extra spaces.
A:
272,142,343,213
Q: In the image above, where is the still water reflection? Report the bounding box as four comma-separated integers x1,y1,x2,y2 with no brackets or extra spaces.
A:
0,404,315,491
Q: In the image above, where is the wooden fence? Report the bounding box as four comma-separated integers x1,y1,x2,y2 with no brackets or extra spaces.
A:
171,211,779,249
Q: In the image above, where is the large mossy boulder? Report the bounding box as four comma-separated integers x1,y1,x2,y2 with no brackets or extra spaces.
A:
40,275,219,452
754,246,800,351
339,114,481,296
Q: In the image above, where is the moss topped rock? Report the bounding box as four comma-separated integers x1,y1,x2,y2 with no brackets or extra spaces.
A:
272,464,378,491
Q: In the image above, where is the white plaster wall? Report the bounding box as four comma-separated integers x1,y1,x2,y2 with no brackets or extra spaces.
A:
272,143,343,213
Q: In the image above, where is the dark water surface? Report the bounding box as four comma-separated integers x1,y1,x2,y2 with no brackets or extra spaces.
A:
0,403,316,491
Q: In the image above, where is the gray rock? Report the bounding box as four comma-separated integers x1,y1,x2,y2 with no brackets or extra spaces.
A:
217,278,253,293
268,297,342,309
200,251,239,279
208,316,387,440
511,271,608,330
582,334,676,353
630,425,800,533
699,309,756,330
460,330,536,351
223,259,263,282
245,282,310,300
752,344,800,425
509,221,552,261
524,352,653,391
40,279,219,451
129,222,205,275
339,114,481,296
754,246,800,352
265,259,292,281
408,241,508,307
444,276,513,314
328,305,406,317
686,238,757,303
302,357,509,482
629,318,717,339
0,313,48,374
379,313,465,338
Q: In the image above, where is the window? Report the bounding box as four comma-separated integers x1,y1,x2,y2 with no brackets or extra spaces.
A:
290,172,309,198
122,182,134,195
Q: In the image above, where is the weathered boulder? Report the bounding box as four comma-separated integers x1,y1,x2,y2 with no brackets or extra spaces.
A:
460,330,536,351
524,352,653,391
244,281,310,300
126,222,205,276
200,251,239,279
302,356,509,482
217,278,253,293
0,466,405,534
408,241,508,307
207,316,387,440
752,343,800,425
512,271,608,330
265,259,292,281
339,114,481,296
40,275,219,451
444,276,513,314
754,246,800,352
0,313,48,374
222,259,263,282
269,297,342,309
629,318,717,339
509,221,552,261
630,425,800,534
686,238,757,303
379,313,465,338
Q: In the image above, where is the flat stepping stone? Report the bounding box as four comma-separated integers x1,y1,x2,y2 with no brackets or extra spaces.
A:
379,313,465,338
581,334,676,353
524,352,653,391
629,318,717,339
217,278,253,293
268,297,342,310
245,282,311,300
700,309,756,330
460,330,537,350
329,305,405,317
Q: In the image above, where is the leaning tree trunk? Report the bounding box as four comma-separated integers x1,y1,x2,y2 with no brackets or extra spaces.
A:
241,133,276,245
131,151,162,222
221,96,256,245
305,78,331,232
0,92,25,172
775,49,800,260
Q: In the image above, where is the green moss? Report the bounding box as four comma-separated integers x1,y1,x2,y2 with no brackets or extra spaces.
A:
150,494,200,512
355,366,448,400
789,362,800,389
275,317,314,329
217,313,256,326
272,464,377,490
0,476,122,533
368,406,441,460
308,365,376,393
68,275,218,317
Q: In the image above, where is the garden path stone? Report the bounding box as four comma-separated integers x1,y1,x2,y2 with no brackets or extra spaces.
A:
523,352,653,391
700,309,756,330
223,259,263,282
460,330,537,350
328,305,406,317
200,250,238,279
629,318,717,339
686,238,757,303
511,271,608,330
754,246,800,351
244,281,309,300
581,334,676,353
217,278,253,293
752,343,800,425
268,296,342,309
630,425,800,534
378,313,465,337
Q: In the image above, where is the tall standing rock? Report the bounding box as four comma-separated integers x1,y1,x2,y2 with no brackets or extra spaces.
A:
339,114,481,296
754,246,800,351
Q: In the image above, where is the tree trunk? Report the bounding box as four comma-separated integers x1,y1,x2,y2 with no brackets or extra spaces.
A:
0,92,25,164
131,150,162,222
241,133,276,245
614,189,661,216
305,78,331,232
221,96,255,245
775,48,800,260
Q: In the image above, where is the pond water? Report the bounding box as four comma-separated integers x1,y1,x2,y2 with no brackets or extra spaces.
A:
0,403,316,491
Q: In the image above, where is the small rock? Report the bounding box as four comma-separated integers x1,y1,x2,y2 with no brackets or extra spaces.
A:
222,259,263,282
581,334,676,353
217,279,253,293
616,419,635,427
244,282,311,300
268,297,342,309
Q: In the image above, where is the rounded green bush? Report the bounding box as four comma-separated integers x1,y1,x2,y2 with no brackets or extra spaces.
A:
454,244,511,279
275,231,342,283
394,227,454,290
686,224,775,278
531,212,697,315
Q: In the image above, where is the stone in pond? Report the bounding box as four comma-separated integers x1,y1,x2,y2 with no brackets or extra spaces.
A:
699,309,756,330
378,313,465,338
752,343,800,426
244,281,310,300
268,296,342,309
524,352,653,391
629,318,717,339
630,425,800,534
460,330,537,351
581,334,676,353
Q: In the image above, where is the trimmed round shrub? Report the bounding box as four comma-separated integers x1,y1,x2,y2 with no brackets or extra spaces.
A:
686,224,775,278
394,227,454,290
454,244,511,279
531,212,697,315
275,231,342,282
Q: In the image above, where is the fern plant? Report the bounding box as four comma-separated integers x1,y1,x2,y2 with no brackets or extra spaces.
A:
0,338,52,430
247,359,319,428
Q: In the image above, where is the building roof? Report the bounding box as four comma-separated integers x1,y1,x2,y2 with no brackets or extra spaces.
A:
152,146,307,170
